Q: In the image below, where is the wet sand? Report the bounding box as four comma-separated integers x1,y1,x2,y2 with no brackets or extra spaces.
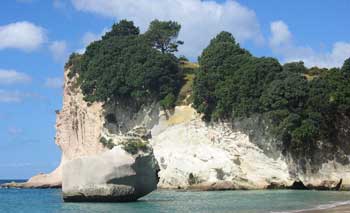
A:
299,204,350,212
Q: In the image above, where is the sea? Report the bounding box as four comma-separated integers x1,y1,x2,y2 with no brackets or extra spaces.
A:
1,180,350,213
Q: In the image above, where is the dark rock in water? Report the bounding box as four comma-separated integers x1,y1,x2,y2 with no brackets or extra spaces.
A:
266,182,286,190
289,181,308,190
62,146,159,202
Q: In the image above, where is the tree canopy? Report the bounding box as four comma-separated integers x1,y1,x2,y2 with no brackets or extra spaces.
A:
66,21,350,161
342,57,350,74
192,31,350,158
144,19,183,53
66,20,182,109
103,20,140,39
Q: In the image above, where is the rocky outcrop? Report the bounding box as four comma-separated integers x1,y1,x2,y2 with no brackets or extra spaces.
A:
2,69,106,189
62,146,159,202
55,71,106,168
1,166,61,189
150,106,350,190
150,106,291,189
10,68,350,192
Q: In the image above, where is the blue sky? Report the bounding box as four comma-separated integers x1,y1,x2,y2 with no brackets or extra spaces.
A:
0,0,349,179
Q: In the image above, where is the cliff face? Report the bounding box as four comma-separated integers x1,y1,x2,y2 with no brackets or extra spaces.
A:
151,106,291,189
151,106,350,190
55,70,106,165
21,68,350,190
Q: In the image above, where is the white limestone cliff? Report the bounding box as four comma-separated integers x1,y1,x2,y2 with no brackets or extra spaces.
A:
13,68,350,190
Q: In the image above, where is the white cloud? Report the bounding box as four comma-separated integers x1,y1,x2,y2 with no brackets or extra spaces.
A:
269,20,350,68
71,0,264,59
269,21,292,47
44,77,63,89
8,127,23,136
0,90,33,103
0,69,31,85
49,40,68,62
0,21,46,51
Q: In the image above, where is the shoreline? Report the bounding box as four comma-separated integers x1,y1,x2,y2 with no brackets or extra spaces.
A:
287,203,350,213
0,180,348,191
2,184,350,212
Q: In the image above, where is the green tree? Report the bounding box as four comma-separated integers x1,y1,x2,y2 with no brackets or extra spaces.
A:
283,61,307,74
178,55,189,62
192,31,350,160
260,73,309,112
68,20,181,109
103,20,140,39
145,20,183,53
193,31,282,120
341,57,350,74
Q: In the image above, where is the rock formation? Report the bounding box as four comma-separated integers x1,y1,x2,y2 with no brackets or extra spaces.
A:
4,68,350,192
62,145,159,202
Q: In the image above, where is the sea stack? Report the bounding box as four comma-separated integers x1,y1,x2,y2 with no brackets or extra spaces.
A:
62,143,159,202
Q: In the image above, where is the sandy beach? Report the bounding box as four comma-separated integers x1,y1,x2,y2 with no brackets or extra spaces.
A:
297,204,350,213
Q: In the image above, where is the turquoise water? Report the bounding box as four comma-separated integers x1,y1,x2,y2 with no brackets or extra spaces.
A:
1,181,350,213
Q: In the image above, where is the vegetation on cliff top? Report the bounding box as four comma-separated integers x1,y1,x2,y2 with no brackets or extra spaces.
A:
66,19,350,160
66,20,183,109
192,31,350,159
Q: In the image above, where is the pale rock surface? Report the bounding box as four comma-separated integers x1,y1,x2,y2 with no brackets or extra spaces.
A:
62,146,159,202
298,161,350,190
151,106,292,189
55,70,106,163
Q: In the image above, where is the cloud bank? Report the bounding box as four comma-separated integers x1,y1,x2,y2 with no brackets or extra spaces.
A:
0,69,31,85
0,90,34,103
269,20,350,68
71,0,264,58
0,21,46,51
70,0,350,68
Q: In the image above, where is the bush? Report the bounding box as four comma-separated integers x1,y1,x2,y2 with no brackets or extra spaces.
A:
160,93,176,109
65,53,82,78
188,173,201,185
179,55,189,62
122,139,149,155
100,137,115,149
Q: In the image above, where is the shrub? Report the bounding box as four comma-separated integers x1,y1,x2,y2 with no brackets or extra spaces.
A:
188,173,201,185
160,93,176,109
122,139,149,155
100,137,115,149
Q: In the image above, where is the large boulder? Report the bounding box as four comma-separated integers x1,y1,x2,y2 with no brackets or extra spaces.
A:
62,146,159,202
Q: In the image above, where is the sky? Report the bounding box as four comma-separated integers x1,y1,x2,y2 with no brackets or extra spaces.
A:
0,0,349,179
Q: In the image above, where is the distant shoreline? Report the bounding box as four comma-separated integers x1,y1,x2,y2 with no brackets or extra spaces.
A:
0,179,26,184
